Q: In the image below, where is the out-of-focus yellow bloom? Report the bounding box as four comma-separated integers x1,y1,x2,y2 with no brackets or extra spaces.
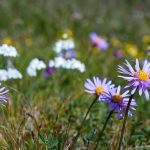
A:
142,35,150,44
2,37,14,45
57,29,73,40
24,37,32,47
124,44,138,57
110,38,122,47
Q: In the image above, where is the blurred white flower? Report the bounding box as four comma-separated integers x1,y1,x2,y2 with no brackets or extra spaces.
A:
0,44,18,57
7,68,22,79
0,70,9,81
48,57,85,72
53,39,75,54
27,67,37,77
0,68,22,81
49,57,66,68
27,58,46,77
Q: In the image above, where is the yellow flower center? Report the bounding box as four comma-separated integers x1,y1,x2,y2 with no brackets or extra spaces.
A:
112,94,122,103
135,70,149,82
95,38,103,44
95,87,104,95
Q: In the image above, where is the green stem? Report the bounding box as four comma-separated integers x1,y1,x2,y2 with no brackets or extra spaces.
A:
117,93,134,150
93,110,114,150
68,96,98,149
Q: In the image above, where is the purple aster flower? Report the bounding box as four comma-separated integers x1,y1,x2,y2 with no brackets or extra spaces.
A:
43,66,55,78
84,77,114,100
118,59,150,100
89,33,109,51
102,86,137,119
0,85,9,105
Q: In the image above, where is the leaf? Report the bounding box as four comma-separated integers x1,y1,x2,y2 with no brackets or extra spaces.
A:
38,132,45,143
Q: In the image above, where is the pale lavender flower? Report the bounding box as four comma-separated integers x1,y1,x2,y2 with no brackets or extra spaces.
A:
84,77,114,100
101,86,137,119
118,59,150,100
59,49,76,59
89,33,109,51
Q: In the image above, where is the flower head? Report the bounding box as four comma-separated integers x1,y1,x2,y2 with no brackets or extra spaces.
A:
0,84,9,105
0,68,22,81
118,59,150,100
2,37,14,45
0,70,9,81
43,66,55,78
49,57,85,73
27,58,46,77
124,44,138,57
53,39,75,54
102,86,137,119
110,38,122,48
59,49,76,59
84,77,114,99
7,68,22,79
89,33,109,51
0,44,18,57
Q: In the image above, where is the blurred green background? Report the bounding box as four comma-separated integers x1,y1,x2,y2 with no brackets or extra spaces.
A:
1,0,150,40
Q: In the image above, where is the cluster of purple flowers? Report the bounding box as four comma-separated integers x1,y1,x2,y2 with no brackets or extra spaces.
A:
84,59,150,119
85,77,136,119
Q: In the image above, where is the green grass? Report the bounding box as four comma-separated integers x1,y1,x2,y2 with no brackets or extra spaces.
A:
0,0,150,149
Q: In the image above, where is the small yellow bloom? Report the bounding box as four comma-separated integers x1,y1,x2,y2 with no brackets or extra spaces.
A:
57,29,73,39
110,38,122,47
125,44,138,57
2,37,13,45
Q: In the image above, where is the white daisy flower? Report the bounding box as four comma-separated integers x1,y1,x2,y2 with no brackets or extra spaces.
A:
27,58,46,77
48,57,85,72
0,44,18,57
0,68,22,81
53,39,75,54
0,70,9,81
7,68,22,79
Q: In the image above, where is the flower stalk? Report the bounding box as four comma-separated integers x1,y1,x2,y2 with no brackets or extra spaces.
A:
92,110,114,150
117,93,134,150
68,96,98,149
